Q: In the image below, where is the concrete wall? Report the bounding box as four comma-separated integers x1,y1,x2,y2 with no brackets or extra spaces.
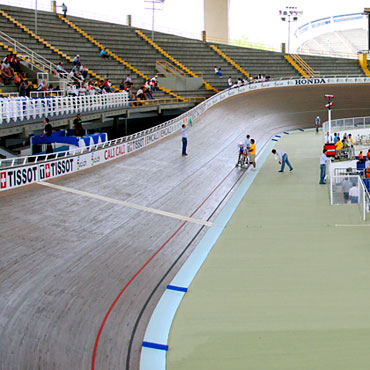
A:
204,0,229,42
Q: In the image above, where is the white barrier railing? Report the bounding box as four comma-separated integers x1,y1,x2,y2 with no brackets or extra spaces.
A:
330,174,370,221
2,76,370,191
0,92,129,124
323,116,370,135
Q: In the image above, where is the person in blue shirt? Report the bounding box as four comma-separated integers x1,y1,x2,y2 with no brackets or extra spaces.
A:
315,116,320,132
100,49,109,60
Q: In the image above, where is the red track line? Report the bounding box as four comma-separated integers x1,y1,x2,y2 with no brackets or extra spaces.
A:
91,166,235,370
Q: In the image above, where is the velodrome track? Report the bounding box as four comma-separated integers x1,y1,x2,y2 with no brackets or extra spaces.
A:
1,83,370,370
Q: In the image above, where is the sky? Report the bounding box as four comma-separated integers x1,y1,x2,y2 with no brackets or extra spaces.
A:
2,0,370,49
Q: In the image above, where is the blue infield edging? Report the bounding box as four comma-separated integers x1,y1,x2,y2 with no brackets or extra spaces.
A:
139,130,305,370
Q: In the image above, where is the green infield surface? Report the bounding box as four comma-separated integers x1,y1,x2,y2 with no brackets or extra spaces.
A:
167,130,370,370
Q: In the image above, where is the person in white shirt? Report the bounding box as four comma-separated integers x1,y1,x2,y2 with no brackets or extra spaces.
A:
349,184,359,204
271,149,293,172
181,124,189,156
319,148,331,184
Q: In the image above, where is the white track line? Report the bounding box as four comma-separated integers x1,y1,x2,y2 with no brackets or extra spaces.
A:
335,224,370,227
38,181,213,227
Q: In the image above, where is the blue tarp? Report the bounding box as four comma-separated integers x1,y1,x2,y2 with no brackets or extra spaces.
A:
32,131,107,147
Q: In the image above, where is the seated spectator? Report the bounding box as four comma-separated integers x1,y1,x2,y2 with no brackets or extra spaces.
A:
214,66,222,77
56,61,67,77
13,72,21,86
119,79,126,90
72,54,81,67
227,76,232,88
342,138,349,149
136,86,146,100
1,59,14,84
144,80,153,99
79,64,88,79
10,54,21,73
100,49,109,59
37,80,47,91
150,75,158,91
335,137,342,151
103,79,113,93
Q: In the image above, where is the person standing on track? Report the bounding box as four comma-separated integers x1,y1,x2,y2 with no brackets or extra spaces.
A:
272,148,293,172
319,148,331,184
249,139,256,169
181,123,189,156
315,116,320,133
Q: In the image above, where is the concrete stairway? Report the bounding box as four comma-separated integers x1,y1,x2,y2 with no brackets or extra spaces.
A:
296,54,364,77
139,29,244,93
212,43,301,80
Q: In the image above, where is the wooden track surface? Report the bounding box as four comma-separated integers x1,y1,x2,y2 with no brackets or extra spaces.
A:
1,84,370,370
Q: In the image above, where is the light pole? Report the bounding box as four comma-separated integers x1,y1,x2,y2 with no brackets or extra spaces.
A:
325,94,334,136
35,0,38,34
279,6,303,53
144,0,165,42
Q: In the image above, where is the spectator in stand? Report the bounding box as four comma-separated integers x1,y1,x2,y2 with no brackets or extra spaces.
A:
19,80,27,97
10,54,20,73
37,80,47,91
73,113,86,137
72,55,81,67
214,66,222,77
56,61,67,78
151,75,159,91
25,81,33,97
79,64,88,80
13,72,21,87
335,136,343,151
61,3,67,17
366,149,370,161
136,86,146,100
227,76,232,88
119,79,126,90
100,49,109,59
125,74,132,85
144,80,153,99
103,79,113,93
1,59,14,84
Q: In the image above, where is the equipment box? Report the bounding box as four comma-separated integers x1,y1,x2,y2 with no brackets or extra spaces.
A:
324,143,336,157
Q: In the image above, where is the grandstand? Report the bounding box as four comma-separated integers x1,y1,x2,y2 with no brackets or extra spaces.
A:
1,5,370,370
295,13,368,58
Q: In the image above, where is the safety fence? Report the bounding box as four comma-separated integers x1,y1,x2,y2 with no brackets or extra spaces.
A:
323,116,370,137
329,174,370,221
2,76,370,191
0,92,129,124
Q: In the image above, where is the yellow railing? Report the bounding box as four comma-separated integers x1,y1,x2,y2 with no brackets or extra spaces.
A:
59,15,186,101
284,55,310,78
0,10,113,88
135,29,219,93
291,54,320,77
209,44,249,78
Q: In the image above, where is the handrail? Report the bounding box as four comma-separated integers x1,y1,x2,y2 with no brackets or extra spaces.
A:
135,29,219,93
284,55,310,78
0,30,64,77
0,9,114,88
58,15,186,101
156,60,187,78
291,54,320,77
209,44,250,78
